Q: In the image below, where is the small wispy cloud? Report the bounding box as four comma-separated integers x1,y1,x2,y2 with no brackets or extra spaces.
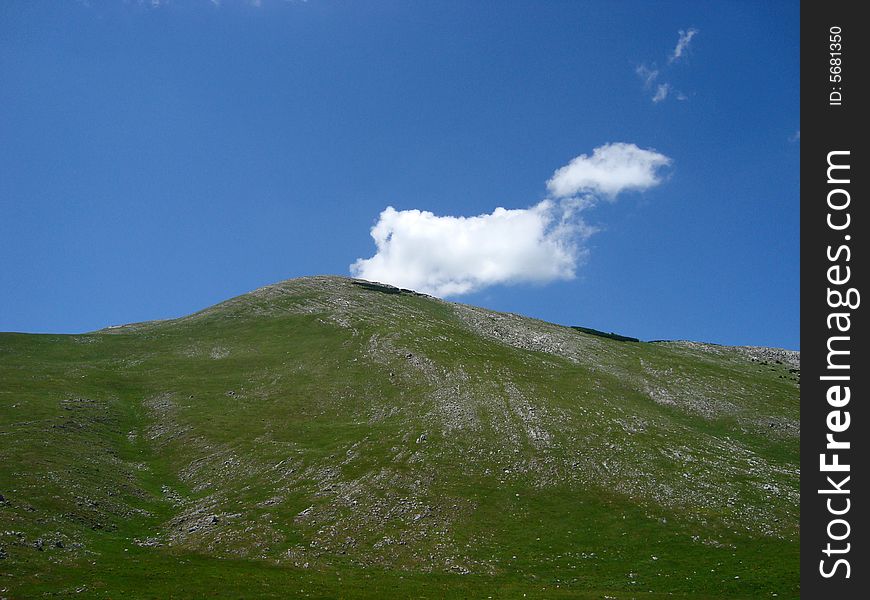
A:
789,130,800,143
636,65,659,89
652,83,670,103
351,143,671,297
636,28,698,103
670,28,699,63
95,0,272,9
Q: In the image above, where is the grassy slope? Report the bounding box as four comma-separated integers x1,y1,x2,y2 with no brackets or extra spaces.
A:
0,277,799,598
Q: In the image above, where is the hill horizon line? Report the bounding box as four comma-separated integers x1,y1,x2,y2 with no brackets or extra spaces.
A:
78,274,798,355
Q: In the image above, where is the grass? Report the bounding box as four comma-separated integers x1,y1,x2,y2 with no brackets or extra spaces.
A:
0,276,798,598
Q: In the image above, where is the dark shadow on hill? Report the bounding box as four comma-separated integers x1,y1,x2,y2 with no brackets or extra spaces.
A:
570,326,640,343
352,280,430,298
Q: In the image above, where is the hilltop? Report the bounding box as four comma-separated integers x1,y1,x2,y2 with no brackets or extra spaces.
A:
0,276,799,598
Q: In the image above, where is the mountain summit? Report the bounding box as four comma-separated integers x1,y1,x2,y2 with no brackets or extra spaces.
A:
0,276,799,598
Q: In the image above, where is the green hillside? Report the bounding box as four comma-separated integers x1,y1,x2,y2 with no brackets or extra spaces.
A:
0,276,799,598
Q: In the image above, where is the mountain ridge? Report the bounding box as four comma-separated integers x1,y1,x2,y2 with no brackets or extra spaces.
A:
100,275,800,355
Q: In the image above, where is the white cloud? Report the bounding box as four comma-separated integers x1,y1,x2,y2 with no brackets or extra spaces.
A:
636,64,659,89
546,142,671,198
789,130,800,142
350,201,586,297
351,143,671,297
670,28,698,63
652,83,670,103
637,28,698,102
637,67,679,104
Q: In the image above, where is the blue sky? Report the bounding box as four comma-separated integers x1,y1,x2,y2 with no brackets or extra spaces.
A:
0,0,799,349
